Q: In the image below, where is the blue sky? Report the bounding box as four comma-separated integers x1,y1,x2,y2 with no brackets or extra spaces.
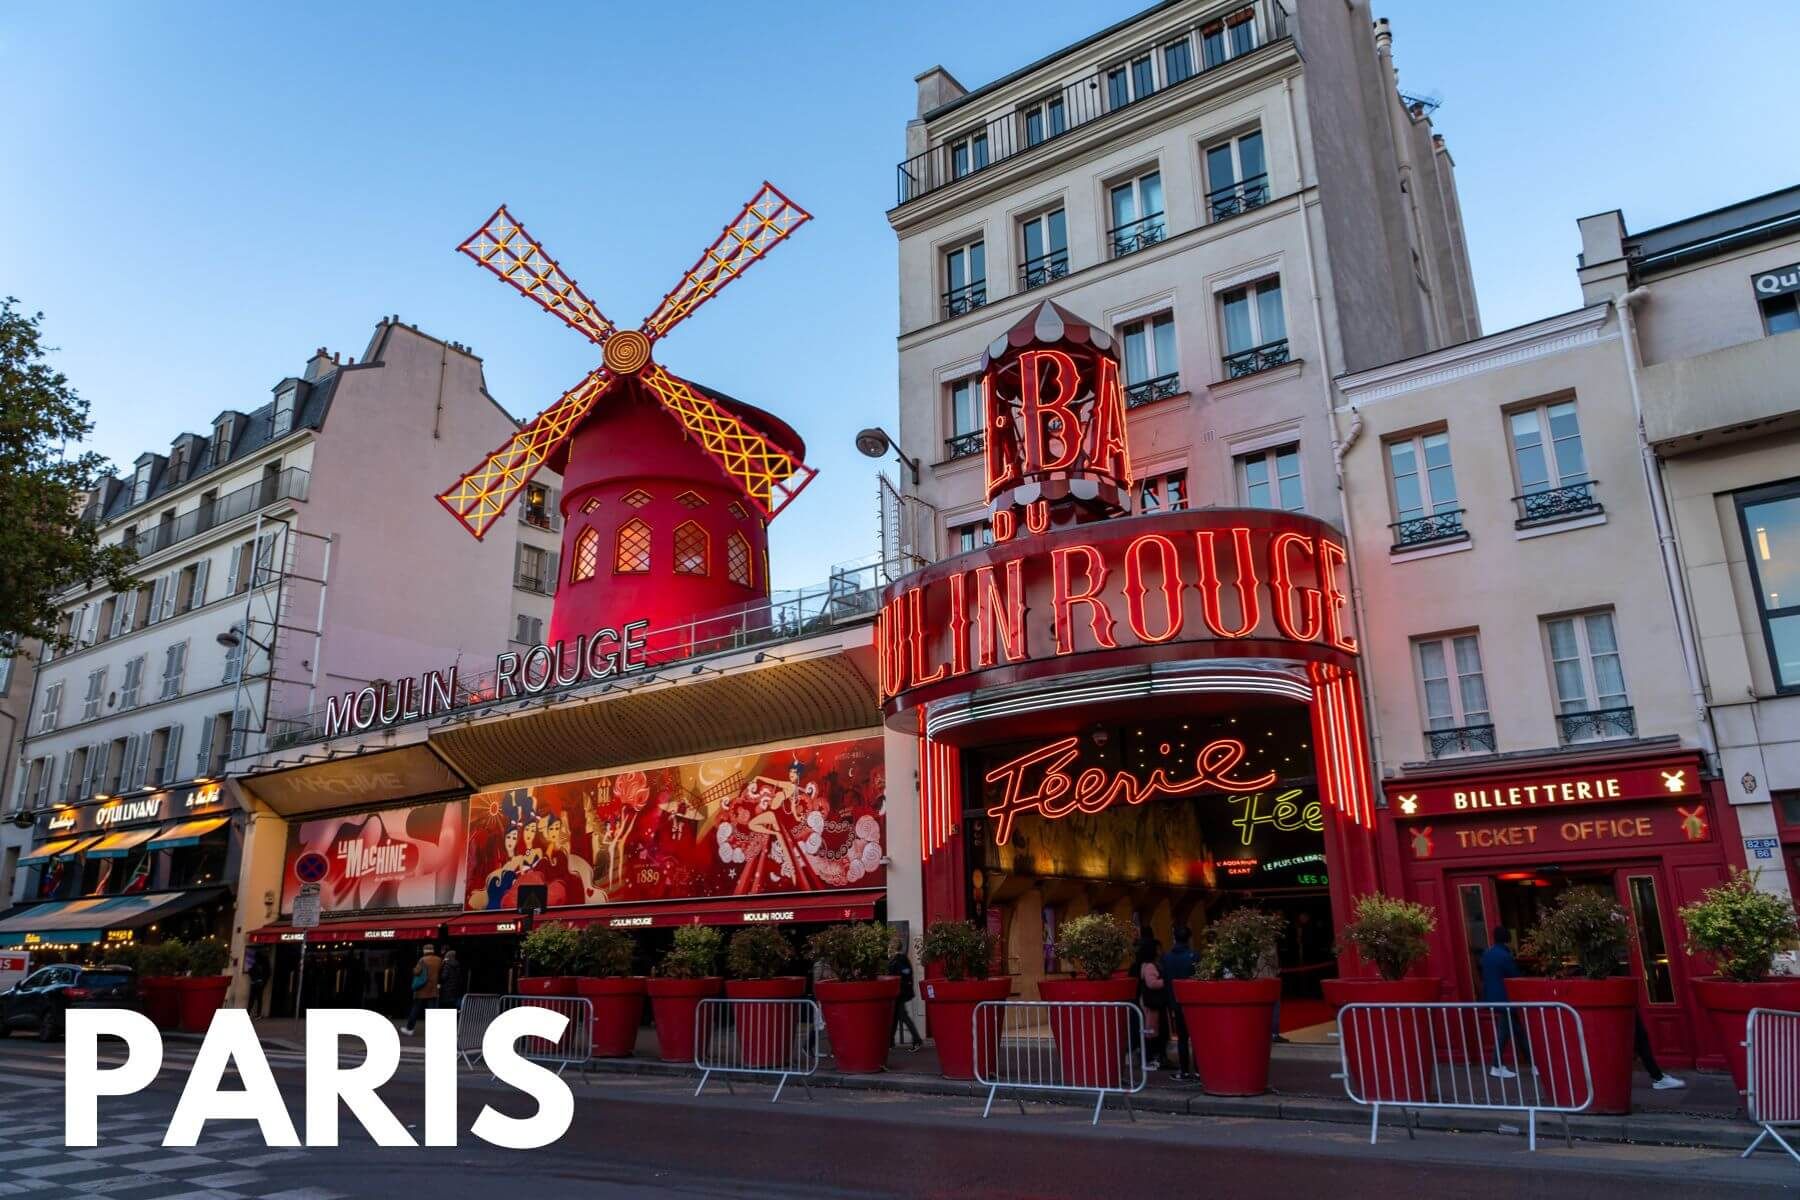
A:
3,2,1796,590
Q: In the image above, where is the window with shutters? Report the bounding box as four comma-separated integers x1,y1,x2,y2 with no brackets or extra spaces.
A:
517,544,548,593
147,725,182,787
727,532,752,587
522,483,553,530
64,747,87,803
251,533,279,588
102,737,128,794
572,527,600,582
674,521,708,576
38,683,63,733
196,712,229,778
82,669,106,721
514,614,544,646
119,656,145,709
615,519,652,574
222,634,244,685
160,641,187,700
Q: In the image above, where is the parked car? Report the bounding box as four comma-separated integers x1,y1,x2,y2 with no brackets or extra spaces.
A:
0,965,137,1041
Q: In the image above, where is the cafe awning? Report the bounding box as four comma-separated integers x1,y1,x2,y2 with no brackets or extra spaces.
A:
86,828,162,859
0,888,227,947
247,912,456,945
449,888,885,935
145,816,230,848
18,838,83,863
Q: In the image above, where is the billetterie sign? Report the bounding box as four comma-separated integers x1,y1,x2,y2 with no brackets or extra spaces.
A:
324,619,652,738
65,1008,573,1149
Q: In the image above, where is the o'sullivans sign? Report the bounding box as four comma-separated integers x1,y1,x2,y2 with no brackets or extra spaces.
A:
323,619,653,739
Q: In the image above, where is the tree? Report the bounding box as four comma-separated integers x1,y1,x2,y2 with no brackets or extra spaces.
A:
0,298,137,651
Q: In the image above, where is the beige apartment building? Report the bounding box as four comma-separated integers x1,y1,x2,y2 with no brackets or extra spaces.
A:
888,0,1476,560
1576,187,1800,902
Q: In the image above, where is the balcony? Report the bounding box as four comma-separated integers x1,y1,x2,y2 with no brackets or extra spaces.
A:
1514,481,1602,528
1557,705,1636,745
1390,508,1466,550
514,570,551,596
1109,213,1167,259
942,281,988,320
944,430,985,460
1019,250,1070,291
127,467,310,560
894,4,1289,205
1222,338,1290,380
1125,372,1181,408
1640,328,1800,451
1426,723,1496,758
1207,174,1271,222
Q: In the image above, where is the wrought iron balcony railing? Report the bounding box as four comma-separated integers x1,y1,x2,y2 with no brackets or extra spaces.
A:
1222,338,1291,380
1427,723,1496,758
944,430,985,460
1125,372,1182,408
1109,214,1167,259
942,281,988,320
514,571,551,595
1391,508,1466,549
1020,251,1070,291
1557,705,1636,744
1207,174,1271,221
1514,481,1602,527
126,467,310,560
894,4,1289,205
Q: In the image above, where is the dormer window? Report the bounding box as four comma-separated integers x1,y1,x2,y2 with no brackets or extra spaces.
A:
168,443,189,485
131,462,153,504
213,418,234,466
273,385,297,436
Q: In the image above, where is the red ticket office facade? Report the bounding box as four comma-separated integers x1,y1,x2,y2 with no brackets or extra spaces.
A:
1381,746,1745,1069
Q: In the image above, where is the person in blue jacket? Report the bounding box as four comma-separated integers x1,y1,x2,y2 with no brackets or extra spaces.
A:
1480,926,1530,1078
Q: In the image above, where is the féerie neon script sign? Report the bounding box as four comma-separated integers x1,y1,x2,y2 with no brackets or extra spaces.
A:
983,736,1277,845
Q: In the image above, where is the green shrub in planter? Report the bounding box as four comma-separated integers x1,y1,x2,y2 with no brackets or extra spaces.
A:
659,926,723,980
1054,913,1132,981
186,939,231,977
807,923,890,983
139,940,190,977
1521,887,1630,980
1338,894,1436,981
919,920,997,982
520,921,582,976
1199,908,1285,981
726,925,795,980
573,925,636,978
103,942,144,975
1679,868,1800,982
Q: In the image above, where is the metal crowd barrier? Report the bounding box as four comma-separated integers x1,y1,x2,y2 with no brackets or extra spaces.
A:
972,1000,1147,1126
692,996,823,1102
1335,1001,1592,1150
1743,1007,1800,1165
455,993,594,1077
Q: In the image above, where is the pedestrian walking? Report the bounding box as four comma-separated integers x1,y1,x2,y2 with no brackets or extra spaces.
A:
439,948,467,1012
402,942,443,1035
1481,927,1531,1078
888,942,923,1052
1158,927,1197,1080
1136,939,1167,1071
1635,1009,1685,1089
245,951,269,1020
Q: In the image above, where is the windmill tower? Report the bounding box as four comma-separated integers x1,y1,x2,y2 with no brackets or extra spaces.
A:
438,185,818,651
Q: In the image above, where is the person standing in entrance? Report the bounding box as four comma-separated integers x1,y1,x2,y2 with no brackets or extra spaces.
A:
1158,927,1197,1081
245,952,269,1020
1135,939,1168,1071
1481,927,1530,1078
402,942,443,1036
888,941,923,1052
439,949,467,1012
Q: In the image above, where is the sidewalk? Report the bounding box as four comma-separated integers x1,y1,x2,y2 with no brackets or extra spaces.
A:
220,1014,1758,1152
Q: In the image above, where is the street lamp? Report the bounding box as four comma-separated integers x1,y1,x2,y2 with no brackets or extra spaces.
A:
216,624,273,653
855,426,920,486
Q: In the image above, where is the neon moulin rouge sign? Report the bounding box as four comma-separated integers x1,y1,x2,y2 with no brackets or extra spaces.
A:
982,735,1277,844
876,509,1358,711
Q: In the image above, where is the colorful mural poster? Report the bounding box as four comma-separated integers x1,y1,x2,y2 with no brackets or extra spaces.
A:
281,800,468,914
464,734,886,911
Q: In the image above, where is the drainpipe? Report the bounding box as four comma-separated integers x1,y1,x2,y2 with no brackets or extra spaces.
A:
1615,287,1717,761
1283,76,1391,784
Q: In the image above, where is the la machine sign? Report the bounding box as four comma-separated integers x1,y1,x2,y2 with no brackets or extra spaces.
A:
324,619,653,739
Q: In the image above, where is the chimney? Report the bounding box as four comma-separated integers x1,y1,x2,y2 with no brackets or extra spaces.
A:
1373,17,1393,56
914,66,967,118
304,347,336,382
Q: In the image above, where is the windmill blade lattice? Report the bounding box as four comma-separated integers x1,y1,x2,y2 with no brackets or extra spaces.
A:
640,362,816,518
458,206,617,347
642,183,812,341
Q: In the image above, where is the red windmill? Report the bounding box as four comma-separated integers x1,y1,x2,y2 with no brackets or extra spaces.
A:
440,184,818,651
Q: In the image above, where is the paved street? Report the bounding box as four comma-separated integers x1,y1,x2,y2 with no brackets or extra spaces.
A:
1,1039,1795,1199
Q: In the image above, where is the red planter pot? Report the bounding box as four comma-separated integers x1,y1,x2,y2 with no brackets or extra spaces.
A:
1039,976,1139,1089
139,977,183,1030
724,977,807,1068
1174,977,1280,1096
647,977,722,1063
173,976,232,1034
816,977,901,1074
573,977,647,1058
1505,976,1636,1115
921,976,1011,1080
517,976,579,996
1693,976,1800,1094
1322,977,1442,1103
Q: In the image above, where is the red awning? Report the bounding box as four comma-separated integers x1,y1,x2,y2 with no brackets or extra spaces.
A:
247,913,455,945
449,889,884,935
